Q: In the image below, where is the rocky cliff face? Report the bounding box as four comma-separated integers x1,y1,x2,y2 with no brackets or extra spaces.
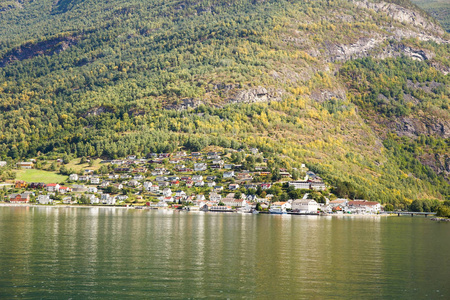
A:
391,117,450,139
0,35,78,67
316,1,449,63
353,0,444,35
419,153,450,180
229,87,284,104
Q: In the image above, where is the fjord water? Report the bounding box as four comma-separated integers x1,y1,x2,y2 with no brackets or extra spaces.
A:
0,207,449,299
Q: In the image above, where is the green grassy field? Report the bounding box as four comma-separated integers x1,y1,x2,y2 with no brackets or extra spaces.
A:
63,158,103,173
15,169,68,184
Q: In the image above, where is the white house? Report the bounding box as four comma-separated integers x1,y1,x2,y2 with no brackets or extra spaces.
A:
272,201,291,210
78,175,90,182
292,199,319,213
212,159,224,165
288,181,310,190
46,184,60,192
143,182,153,190
116,195,128,202
192,175,203,182
207,181,216,187
222,198,247,208
195,181,205,187
196,194,206,201
37,195,52,205
209,192,222,202
0,161,7,167
113,183,124,190
175,190,187,198
347,200,381,214
101,194,111,204
329,199,348,208
246,194,258,202
128,180,140,187
90,177,101,185
149,185,160,193
162,196,174,202
223,171,234,178
88,186,98,193
88,194,100,204
229,183,240,190
100,181,111,188
194,163,207,172
162,188,172,197
69,174,79,181
100,194,116,205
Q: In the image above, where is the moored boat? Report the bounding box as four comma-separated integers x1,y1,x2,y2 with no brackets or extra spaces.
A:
269,205,287,214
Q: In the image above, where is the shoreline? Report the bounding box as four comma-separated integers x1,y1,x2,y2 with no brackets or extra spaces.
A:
0,203,130,209
0,203,398,217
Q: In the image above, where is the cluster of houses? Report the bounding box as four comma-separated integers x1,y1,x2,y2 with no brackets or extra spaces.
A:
3,149,383,214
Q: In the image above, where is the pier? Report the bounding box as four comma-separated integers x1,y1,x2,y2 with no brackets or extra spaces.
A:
393,211,436,217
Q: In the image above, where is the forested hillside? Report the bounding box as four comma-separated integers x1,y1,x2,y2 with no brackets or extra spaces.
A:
411,0,450,32
0,0,449,206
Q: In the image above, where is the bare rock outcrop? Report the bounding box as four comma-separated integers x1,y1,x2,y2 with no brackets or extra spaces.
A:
326,37,383,62
230,87,284,104
165,98,204,110
310,88,347,103
418,154,450,180
321,1,448,63
353,0,444,36
393,117,450,139
0,35,78,67
327,37,437,62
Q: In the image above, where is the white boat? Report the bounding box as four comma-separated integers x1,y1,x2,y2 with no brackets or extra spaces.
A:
237,207,251,213
269,205,287,214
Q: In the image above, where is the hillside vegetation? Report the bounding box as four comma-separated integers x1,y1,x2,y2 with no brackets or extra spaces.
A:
411,0,450,31
0,0,449,206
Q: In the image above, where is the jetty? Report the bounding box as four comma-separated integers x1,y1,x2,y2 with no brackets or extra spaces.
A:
393,211,436,217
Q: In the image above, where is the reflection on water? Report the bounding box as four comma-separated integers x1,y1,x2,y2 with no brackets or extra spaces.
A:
0,207,449,299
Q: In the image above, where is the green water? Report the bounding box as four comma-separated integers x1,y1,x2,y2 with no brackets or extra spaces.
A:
0,207,449,299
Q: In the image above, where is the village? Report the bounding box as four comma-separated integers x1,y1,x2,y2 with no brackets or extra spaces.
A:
1,148,384,215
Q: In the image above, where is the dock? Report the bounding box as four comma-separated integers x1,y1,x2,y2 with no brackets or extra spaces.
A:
393,211,436,217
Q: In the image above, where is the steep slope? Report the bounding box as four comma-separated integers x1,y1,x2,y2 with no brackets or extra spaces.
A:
411,0,450,32
0,0,449,205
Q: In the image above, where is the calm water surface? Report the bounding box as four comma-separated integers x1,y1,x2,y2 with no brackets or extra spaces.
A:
0,206,449,299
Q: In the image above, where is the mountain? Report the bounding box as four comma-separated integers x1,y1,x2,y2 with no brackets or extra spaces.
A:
411,0,450,32
0,0,449,206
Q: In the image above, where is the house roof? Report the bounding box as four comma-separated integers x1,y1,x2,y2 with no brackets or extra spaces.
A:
348,200,380,207
330,199,347,204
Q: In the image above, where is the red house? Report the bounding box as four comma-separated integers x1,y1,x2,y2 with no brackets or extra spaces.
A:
8,193,31,203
